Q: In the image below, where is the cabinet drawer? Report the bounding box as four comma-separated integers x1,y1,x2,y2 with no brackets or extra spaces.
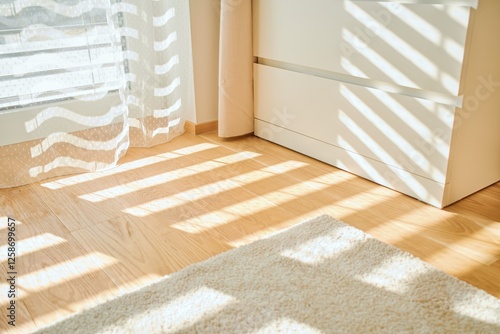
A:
253,0,471,96
254,64,456,183
255,118,447,208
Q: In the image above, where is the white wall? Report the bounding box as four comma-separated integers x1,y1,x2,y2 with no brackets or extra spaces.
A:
188,0,221,124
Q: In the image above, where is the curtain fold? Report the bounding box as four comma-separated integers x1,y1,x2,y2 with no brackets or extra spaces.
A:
122,0,186,147
218,0,254,138
0,0,189,188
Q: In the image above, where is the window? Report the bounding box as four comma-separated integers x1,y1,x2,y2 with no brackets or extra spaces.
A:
0,0,125,111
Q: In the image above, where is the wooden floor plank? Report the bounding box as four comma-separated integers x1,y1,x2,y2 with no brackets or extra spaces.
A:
0,261,37,334
71,214,222,292
0,184,63,230
0,216,119,332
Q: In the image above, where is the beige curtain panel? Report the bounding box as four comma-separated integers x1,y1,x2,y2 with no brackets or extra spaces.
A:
218,0,255,138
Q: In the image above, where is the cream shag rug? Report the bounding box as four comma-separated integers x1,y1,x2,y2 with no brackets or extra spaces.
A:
34,215,500,333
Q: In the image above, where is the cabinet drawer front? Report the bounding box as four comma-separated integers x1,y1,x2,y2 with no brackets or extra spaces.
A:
254,64,455,184
254,0,470,96
255,119,447,208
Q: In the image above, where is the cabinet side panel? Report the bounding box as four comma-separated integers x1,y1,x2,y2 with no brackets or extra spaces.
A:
446,0,500,205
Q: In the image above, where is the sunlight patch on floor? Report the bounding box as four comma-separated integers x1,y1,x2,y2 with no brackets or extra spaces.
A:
452,292,500,325
79,152,256,202
0,217,23,232
172,169,365,235
0,233,66,259
252,318,322,334
281,226,366,265
172,197,277,234
18,252,118,292
230,161,308,185
171,211,240,234
123,196,188,217
354,254,430,295
123,160,307,219
40,143,219,190
427,235,500,267
116,286,236,333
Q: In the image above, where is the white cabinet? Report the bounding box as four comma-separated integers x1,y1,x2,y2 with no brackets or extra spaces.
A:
254,0,471,96
253,0,500,208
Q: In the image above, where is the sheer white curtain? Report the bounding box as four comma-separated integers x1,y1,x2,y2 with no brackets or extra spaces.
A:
0,0,189,188
218,0,254,138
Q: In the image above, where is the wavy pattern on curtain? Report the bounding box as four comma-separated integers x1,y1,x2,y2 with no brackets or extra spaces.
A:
0,0,187,188
121,0,185,147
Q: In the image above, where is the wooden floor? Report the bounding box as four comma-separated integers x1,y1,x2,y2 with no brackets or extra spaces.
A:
1,132,499,333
